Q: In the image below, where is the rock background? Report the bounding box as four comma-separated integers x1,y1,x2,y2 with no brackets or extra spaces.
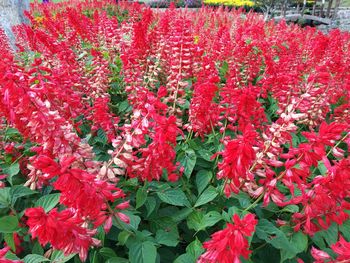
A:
0,0,29,49
335,8,350,30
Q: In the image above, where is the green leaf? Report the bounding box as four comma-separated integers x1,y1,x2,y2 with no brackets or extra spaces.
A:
96,129,108,145
136,188,148,209
0,187,10,208
106,258,129,263
174,254,194,263
10,185,36,205
118,231,131,246
145,197,157,217
4,233,16,251
3,162,20,177
3,162,20,184
195,170,213,195
0,215,19,233
292,231,308,253
34,193,60,212
187,211,203,231
197,149,212,161
155,229,179,247
129,241,157,263
99,247,117,259
4,128,21,139
281,205,299,213
280,229,308,262
31,241,44,256
186,238,204,260
317,161,327,175
187,211,222,231
178,149,197,178
149,217,178,238
219,61,229,81
172,207,193,222
256,219,298,259
50,250,76,263
312,222,338,249
236,192,252,209
194,186,218,207
323,223,338,247
202,211,222,229
118,100,131,113
4,251,21,261
339,220,350,241
11,185,36,198
23,254,50,263
157,189,190,207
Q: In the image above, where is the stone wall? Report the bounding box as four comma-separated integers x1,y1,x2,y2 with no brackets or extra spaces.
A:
336,8,350,30
317,8,350,32
0,0,30,49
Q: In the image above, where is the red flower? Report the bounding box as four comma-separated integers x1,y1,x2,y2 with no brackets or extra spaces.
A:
198,214,257,263
217,124,257,195
88,97,119,142
188,82,219,137
25,207,98,261
311,247,332,263
331,236,350,261
129,114,180,182
292,158,350,235
311,236,350,262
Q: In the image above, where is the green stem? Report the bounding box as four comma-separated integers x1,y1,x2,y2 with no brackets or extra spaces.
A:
185,130,193,144
326,132,349,157
210,120,218,142
213,119,228,167
242,193,264,213
220,178,228,196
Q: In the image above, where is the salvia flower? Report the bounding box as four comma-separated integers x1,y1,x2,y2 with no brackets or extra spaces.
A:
198,214,257,263
217,124,257,195
25,207,100,261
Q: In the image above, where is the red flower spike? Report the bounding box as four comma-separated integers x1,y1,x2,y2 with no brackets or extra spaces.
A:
331,236,350,261
217,124,257,195
198,214,257,263
25,207,98,262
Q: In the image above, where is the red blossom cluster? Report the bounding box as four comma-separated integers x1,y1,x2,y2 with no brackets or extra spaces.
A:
198,214,257,263
310,236,350,262
25,208,100,261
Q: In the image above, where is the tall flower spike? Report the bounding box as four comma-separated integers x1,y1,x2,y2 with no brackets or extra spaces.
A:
217,124,257,196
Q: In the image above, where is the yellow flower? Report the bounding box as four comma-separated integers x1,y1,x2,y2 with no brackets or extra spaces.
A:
34,16,45,23
204,0,255,7
194,35,200,44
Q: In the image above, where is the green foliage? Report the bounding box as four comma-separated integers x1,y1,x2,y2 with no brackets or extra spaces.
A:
34,193,60,213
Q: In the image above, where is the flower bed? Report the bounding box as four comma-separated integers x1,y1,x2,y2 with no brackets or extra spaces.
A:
0,1,350,262
203,0,254,7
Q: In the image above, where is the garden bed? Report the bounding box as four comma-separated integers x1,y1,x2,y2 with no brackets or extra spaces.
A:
0,1,349,263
